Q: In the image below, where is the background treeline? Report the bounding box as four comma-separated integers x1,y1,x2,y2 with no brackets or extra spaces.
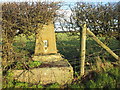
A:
60,2,120,40
2,1,120,69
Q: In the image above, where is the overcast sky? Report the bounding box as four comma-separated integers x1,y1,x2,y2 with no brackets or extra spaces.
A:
0,0,120,2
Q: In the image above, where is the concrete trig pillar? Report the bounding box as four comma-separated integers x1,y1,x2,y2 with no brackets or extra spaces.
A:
33,22,62,62
27,22,73,85
34,23,57,55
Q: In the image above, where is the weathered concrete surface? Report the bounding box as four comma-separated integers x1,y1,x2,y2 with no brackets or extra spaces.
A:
12,60,73,85
34,23,57,55
33,53,63,62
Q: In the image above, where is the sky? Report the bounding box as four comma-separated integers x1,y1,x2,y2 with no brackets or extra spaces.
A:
0,0,120,2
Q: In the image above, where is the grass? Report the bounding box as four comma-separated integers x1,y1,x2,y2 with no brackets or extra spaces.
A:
13,34,35,55
56,33,120,72
84,67,120,88
3,66,120,88
14,61,42,70
56,33,120,59
2,32,120,88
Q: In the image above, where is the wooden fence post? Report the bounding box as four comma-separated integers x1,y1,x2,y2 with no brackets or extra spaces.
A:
86,28,120,61
80,24,87,76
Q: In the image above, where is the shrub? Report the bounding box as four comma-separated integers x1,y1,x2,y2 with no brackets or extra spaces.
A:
84,67,120,88
46,83,60,89
68,84,84,88
15,82,28,88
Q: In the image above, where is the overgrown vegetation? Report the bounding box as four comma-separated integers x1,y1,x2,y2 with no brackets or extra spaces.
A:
60,2,120,38
2,33,120,88
2,1,60,69
3,66,120,88
57,1,120,77
1,1,120,89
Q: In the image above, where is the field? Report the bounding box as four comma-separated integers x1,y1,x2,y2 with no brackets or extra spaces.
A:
2,33,120,88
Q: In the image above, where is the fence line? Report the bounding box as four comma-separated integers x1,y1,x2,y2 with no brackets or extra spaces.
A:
86,28,120,61
79,24,120,76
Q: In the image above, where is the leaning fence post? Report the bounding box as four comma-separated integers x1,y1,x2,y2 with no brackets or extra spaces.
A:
86,28,120,61
80,24,87,76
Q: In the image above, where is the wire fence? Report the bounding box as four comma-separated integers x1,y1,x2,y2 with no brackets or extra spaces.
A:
1,0,120,88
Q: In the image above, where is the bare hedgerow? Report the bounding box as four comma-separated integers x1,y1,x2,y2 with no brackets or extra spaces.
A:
1,1,60,70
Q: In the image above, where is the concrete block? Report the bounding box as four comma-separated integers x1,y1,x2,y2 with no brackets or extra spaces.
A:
12,60,73,85
33,53,63,62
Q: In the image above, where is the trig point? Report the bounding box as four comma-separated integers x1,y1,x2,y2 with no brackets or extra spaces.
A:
33,22,62,62
34,22,57,55
13,21,73,85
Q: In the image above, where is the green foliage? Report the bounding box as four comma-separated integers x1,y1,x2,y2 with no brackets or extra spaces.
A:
84,67,120,88
15,82,28,88
15,62,24,70
107,67,120,79
56,33,120,72
68,84,83,88
107,67,120,88
14,61,42,70
86,80,96,88
13,34,35,55
28,61,42,68
95,73,116,88
46,83,60,89
2,33,118,88
56,33,80,59
2,32,120,88
37,85,43,88
3,71,14,88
